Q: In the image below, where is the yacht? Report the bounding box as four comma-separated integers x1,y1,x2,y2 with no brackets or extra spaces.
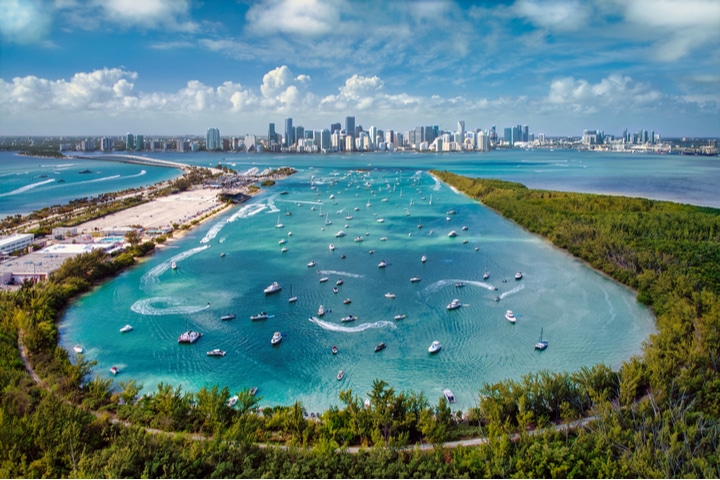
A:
73,344,84,354
178,330,202,343
171,261,177,270
394,314,406,320
428,341,442,354
483,271,490,280
446,209,457,215
354,236,364,242
448,230,458,238
353,207,360,211
380,236,388,241
461,226,468,231
447,299,462,310
336,279,344,286
337,370,344,381
278,238,286,244
207,349,226,357
384,292,396,299
535,328,548,350
345,215,353,220
343,298,352,304
377,259,387,268
319,277,329,283
329,243,335,251
455,282,465,288
109,366,120,375
264,282,282,294
421,255,427,263
281,247,288,253
220,252,226,257
317,305,325,317
250,312,269,321
443,388,456,403
288,286,298,303
505,310,517,323
515,272,523,280
220,314,236,321
275,216,284,228
335,230,346,237
307,260,317,267
410,277,421,283
119,324,133,333
332,345,338,355
376,218,384,223
341,314,357,323
227,395,238,407
271,331,283,345
374,342,387,352
332,286,339,293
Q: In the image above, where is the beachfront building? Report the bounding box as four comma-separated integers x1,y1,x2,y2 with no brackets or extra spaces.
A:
0,233,35,255
206,128,221,151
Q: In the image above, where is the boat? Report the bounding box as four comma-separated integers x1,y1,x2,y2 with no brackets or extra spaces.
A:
376,218,384,223
505,310,516,323
275,215,284,228
353,236,364,242
227,395,238,407
374,342,387,352
384,292,396,299
343,298,352,304
332,345,338,355
271,331,283,345
377,259,387,268
461,226,468,231
319,277,329,283
264,281,282,294
249,387,258,396
307,260,317,267
332,287,339,293
443,388,456,403
428,340,442,354
171,261,177,269
329,243,335,250
455,282,465,288
337,370,344,381
288,286,298,303
447,299,462,310
325,213,332,225
336,279,344,286
495,296,501,302
446,209,456,215
207,349,226,357
345,215,353,220
335,230,346,237
78,169,93,174
535,328,548,350
220,252,226,257
178,328,202,344
421,255,427,263
220,314,236,321
317,305,325,316
250,312,269,321
73,345,84,354
483,271,490,280
278,238,286,244
341,314,356,322
394,314,406,320
119,324,133,333
280,191,289,195
410,277,421,283
448,230,458,237
515,272,523,280
380,236,388,241
109,366,119,375
281,247,288,253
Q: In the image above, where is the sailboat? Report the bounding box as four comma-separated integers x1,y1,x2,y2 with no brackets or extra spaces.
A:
178,318,202,344
275,215,284,228
325,213,332,225
429,194,432,205
535,328,548,350
288,285,298,303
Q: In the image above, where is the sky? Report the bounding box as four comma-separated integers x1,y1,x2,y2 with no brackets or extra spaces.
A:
0,0,719,138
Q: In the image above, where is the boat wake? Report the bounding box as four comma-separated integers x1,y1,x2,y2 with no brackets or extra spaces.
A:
0,178,55,197
227,202,266,222
499,283,524,299
75,174,122,184
141,245,210,283
200,220,227,244
266,198,280,213
130,296,211,316
308,316,396,333
316,269,364,279
424,279,496,293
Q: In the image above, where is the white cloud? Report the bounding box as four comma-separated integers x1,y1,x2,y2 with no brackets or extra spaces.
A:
0,0,53,44
546,74,663,113
246,0,341,37
513,0,591,31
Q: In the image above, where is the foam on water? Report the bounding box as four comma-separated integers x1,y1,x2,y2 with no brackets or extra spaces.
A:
227,203,266,222
316,269,365,279
308,316,397,333
0,178,55,197
130,296,212,316
499,283,525,299
141,245,210,283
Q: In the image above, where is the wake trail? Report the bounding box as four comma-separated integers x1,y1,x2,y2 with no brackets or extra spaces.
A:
308,316,396,333
0,178,55,197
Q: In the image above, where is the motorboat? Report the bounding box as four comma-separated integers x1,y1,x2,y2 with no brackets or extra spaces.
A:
461,226,468,231
455,282,465,288
515,272,523,280
446,209,457,215
337,370,344,381
220,314,236,321
250,312,269,321
462,240,468,244
447,299,462,310
410,277,421,283
374,342,387,352
307,260,317,267
73,344,84,354
495,296,501,302
336,279,344,286
368,249,375,254
421,255,427,263
319,277,329,283
335,230,346,237
505,310,517,323
354,236,364,242
288,286,298,303
329,243,335,251
428,341,442,354
207,349,226,357
340,254,347,259
448,231,458,238
341,314,356,323
394,314,406,320
345,215,353,220
353,207,360,211
281,247,288,253
171,261,177,269
332,287,339,293
332,345,338,355
249,387,258,396
278,238,286,244
483,271,490,280
227,395,238,407
384,292,396,299
443,388,456,403
119,324,133,333
377,260,387,268
380,236,388,241
178,330,202,343
220,252,226,257
535,328,548,350
109,366,119,375
264,282,282,294
343,298,352,304
317,305,325,317
376,218,384,223
271,331,283,345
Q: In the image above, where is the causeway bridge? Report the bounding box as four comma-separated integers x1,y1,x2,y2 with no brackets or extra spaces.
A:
74,154,190,170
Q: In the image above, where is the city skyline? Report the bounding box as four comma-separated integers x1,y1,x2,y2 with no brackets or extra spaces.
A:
1,0,719,137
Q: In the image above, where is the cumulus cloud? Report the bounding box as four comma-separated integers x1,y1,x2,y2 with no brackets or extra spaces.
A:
246,0,340,37
546,74,663,113
0,0,53,44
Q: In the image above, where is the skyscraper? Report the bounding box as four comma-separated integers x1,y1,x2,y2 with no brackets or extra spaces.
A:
268,123,276,147
345,116,355,137
206,127,221,151
330,122,341,134
457,120,465,140
285,117,294,147
126,133,134,151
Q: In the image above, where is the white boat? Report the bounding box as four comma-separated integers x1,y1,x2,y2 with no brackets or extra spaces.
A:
329,243,335,251
380,236,388,241
505,310,516,323
333,286,339,293
345,215,353,220
448,230,458,237
446,209,457,215
281,247,288,253
278,238,286,244
410,277,421,283
207,349,226,357
221,314,236,321
447,299,462,310
171,261,177,269
377,259,387,268
73,344,84,354
271,331,283,345
421,255,427,263
332,345,338,354
110,366,120,375
249,387,258,396
307,260,317,267
535,328,548,350
394,314,406,320
288,285,298,303
227,395,238,407
461,226,468,231
337,370,344,381
250,312,269,321
428,340,442,354
220,252,226,257
275,215,284,228
336,279,344,285
515,272,523,280
455,282,465,288
341,314,356,322
325,213,332,225
443,388,456,403
384,292,396,299
335,230,346,237
353,236,364,242
343,298,352,304
353,207,360,211
317,305,325,317
376,218,384,223
119,324,133,333
483,271,490,280
264,281,282,294
319,277,329,283
178,330,202,343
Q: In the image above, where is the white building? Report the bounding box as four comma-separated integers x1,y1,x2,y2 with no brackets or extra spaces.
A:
0,233,34,255
206,127,221,151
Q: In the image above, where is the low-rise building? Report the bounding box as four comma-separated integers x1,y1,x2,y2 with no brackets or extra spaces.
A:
0,233,34,255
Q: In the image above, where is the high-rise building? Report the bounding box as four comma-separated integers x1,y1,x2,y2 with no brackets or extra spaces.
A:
504,127,513,145
285,117,294,147
126,133,134,151
206,127,221,151
135,134,144,151
522,125,529,143
345,116,355,137
457,120,465,140
294,125,304,145
268,123,277,148
330,122,341,134
101,137,113,151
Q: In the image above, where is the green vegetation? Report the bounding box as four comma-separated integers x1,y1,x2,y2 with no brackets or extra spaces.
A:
260,179,276,187
0,173,718,477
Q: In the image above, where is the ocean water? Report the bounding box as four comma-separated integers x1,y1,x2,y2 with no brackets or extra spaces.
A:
58,164,659,411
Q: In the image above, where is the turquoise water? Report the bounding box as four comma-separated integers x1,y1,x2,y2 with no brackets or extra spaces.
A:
59,165,657,411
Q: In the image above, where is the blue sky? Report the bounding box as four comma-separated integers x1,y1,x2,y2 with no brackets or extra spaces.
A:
1,0,719,137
